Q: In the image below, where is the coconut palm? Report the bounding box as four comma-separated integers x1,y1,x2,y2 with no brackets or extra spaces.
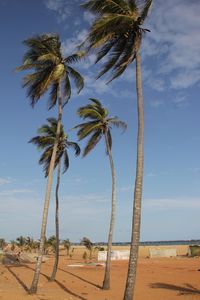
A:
16,236,26,250
30,118,80,281
17,33,83,293
24,237,35,252
63,239,71,257
81,237,94,260
81,1,152,298
75,98,126,289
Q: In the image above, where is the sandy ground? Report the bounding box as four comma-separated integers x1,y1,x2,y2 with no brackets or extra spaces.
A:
1,245,200,300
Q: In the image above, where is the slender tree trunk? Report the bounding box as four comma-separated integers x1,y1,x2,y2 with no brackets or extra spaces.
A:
29,83,63,294
102,131,116,290
123,51,144,300
50,160,61,281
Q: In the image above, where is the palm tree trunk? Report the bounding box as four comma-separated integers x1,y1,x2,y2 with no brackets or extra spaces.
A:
102,131,116,290
123,50,144,300
29,83,63,294
50,160,61,281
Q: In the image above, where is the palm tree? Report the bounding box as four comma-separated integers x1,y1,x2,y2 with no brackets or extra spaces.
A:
29,118,80,281
81,1,152,298
81,237,94,260
63,239,71,257
75,98,126,289
16,236,26,250
24,237,36,252
17,33,84,293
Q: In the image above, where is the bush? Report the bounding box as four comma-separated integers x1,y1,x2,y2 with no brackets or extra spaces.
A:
189,245,200,257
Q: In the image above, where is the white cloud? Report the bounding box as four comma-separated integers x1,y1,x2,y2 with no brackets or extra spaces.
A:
189,167,200,173
118,185,133,192
0,188,34,196
0,178,11,186
173,94,188,108
142,0,200,90
149,99,164,108
83,11,95,25
44,0,80,23
62,29,88,55
146,172,156,177
144,197,200,210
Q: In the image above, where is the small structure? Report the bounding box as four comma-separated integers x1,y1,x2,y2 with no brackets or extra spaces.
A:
98,250,130,261
149,248,177,258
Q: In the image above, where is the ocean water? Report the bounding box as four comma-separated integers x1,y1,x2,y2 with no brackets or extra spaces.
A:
90,240,200,246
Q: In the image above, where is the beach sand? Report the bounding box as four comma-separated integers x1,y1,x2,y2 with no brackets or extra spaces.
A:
0,245,200,300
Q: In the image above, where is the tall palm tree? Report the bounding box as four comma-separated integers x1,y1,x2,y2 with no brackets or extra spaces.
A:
17,33,84,293
81,1,152,298
75,98,126,289
29,118,80,281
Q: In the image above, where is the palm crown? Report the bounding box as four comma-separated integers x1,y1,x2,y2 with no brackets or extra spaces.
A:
74,98,127,156
29,118,80,177
81,0,152,81
17,33,84,108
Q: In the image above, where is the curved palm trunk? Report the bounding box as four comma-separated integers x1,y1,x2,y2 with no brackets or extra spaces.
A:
50,160,61,281
29,83,63,294
123,51,144,300
102,131,116,290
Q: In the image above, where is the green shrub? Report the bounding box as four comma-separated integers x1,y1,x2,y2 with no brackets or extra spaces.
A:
189,245,200,256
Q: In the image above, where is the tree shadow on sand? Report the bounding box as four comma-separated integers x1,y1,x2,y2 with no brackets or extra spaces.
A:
151,282,200,296
6,264,87,300
58,267,101,289
6,265,29,292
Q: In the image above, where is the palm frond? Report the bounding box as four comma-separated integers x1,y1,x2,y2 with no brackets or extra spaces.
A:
96,37,127,79
76,121,101,140
81,0,130,15
108,117,127,132
67,66,84,94
77,107,103,120
64,52,85,64
63,73,71,106
140,0,153,24
37,53,60,64
67,142,81,156
127,0,138,12
48,83,58,110
95,39,117,63
83,129,102,156
63,150,69,173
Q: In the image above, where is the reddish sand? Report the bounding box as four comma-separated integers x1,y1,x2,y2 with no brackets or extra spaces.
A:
1,246,200,300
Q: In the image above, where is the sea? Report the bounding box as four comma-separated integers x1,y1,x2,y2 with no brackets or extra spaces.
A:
91,240,200,246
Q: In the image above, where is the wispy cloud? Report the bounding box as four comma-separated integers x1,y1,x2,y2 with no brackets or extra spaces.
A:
144,197,200,210
189,167,200,173
0,188,34,196
62,29,88,55
149,99,164,108
143,0,200,91
44,0,80,24
118,185,133,192
173,94,188,108
0,177,12,186
146,172,156,178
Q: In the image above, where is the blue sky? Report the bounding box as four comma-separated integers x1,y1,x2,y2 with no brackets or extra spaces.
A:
0,0,200,242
